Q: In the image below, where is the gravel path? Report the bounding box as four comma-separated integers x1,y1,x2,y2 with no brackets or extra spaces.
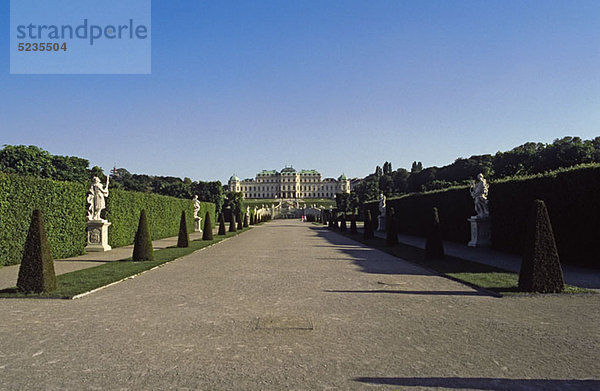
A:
0,220,598,390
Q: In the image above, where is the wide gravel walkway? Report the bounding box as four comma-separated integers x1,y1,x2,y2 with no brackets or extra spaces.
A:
0,220,598,390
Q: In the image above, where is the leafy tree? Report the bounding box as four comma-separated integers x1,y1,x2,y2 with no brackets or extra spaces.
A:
0,145,56,178
383,161,392,175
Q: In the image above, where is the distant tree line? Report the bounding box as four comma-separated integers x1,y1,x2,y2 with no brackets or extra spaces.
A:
351,136,600,204
0,144,224,213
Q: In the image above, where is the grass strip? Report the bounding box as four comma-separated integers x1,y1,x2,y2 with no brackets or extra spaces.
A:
330,229,593,296
0,228,252,299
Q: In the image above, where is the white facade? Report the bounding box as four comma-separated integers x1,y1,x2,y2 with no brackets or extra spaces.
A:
228,167,350,199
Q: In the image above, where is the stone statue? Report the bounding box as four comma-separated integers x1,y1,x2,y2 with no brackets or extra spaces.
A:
87,176,109,221
192,195,200,219
377,193,387,231
470,173,489,218
378,193,386,214
246,206,250,217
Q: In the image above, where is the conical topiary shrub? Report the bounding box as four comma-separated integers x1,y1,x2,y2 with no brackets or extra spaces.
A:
518,199,564,293
425,207,444,259
340,215,347,232
229,213,237,232
17,209,57,293
243,213,249,227
364,210,374,239
350,213,358,234
202,211,213,240
133,209,154,262
237,213,243,230
177,210,189,248
250,213,255,225
386,208,399,246
218,212,227,235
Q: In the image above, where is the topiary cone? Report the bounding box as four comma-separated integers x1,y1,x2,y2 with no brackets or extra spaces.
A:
243,213,249,227
202,211,213,240
218,213,227,235
386,207,399,246
425,207,444,259
237,212,243,230
133,209,154,261
340,215,347,232
229,213,237,232
250,213,255,225
177,210,189,248
17,209,57,293
350,213,358,234
364,210,374,239
518,199,564,293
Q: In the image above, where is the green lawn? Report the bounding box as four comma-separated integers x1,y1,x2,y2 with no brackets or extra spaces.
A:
331,229,594,296
0,228,252,299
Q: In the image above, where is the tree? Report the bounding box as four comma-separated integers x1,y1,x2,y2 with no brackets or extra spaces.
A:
218,213,227,235
340,214,347,232
133,210,154,261
383,161,392,175
425,207,444,259
374,165,383,177
0,145,56,178
17,209,56,293
202,211,213,240
177,210,189,248
410,161,423,173
50,155,90,183
518,200,564,293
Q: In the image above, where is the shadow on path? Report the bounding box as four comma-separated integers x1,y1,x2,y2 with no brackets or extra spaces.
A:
310,227,431,276
326,290,487,296
353,376,600,390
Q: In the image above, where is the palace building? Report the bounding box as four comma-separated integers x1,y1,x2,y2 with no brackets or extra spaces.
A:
228,167,350,199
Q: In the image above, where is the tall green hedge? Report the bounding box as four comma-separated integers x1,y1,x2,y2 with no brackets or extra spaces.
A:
0,173,216,266
0,173,87,266
365,164,600,267
489,165,600,267
105,189,215,248
365,185,472,244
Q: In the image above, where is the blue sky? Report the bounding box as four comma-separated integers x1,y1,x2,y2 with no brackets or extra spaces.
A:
1,0,599,182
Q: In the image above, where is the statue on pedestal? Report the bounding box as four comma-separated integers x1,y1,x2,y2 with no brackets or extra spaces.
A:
192,195,200,219
469,173,489,218
467,173,491,247
86,176,111,252
377,193,386,231
87,176,109,221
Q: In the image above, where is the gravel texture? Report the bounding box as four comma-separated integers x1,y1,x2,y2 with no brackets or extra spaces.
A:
0,220,598,390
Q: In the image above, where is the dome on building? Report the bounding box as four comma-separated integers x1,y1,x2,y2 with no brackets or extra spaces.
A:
338,173,347,181
229,174,240,182
281,166,296,174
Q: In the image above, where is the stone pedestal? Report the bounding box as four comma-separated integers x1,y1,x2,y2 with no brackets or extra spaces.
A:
377,215,386,232
194,217,203,233
86,220,111,252
468,216,491,248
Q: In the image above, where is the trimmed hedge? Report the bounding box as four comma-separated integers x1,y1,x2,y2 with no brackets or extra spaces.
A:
0,173,87,266
0,173,216,266
365,164,600,267
105,189,214,248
